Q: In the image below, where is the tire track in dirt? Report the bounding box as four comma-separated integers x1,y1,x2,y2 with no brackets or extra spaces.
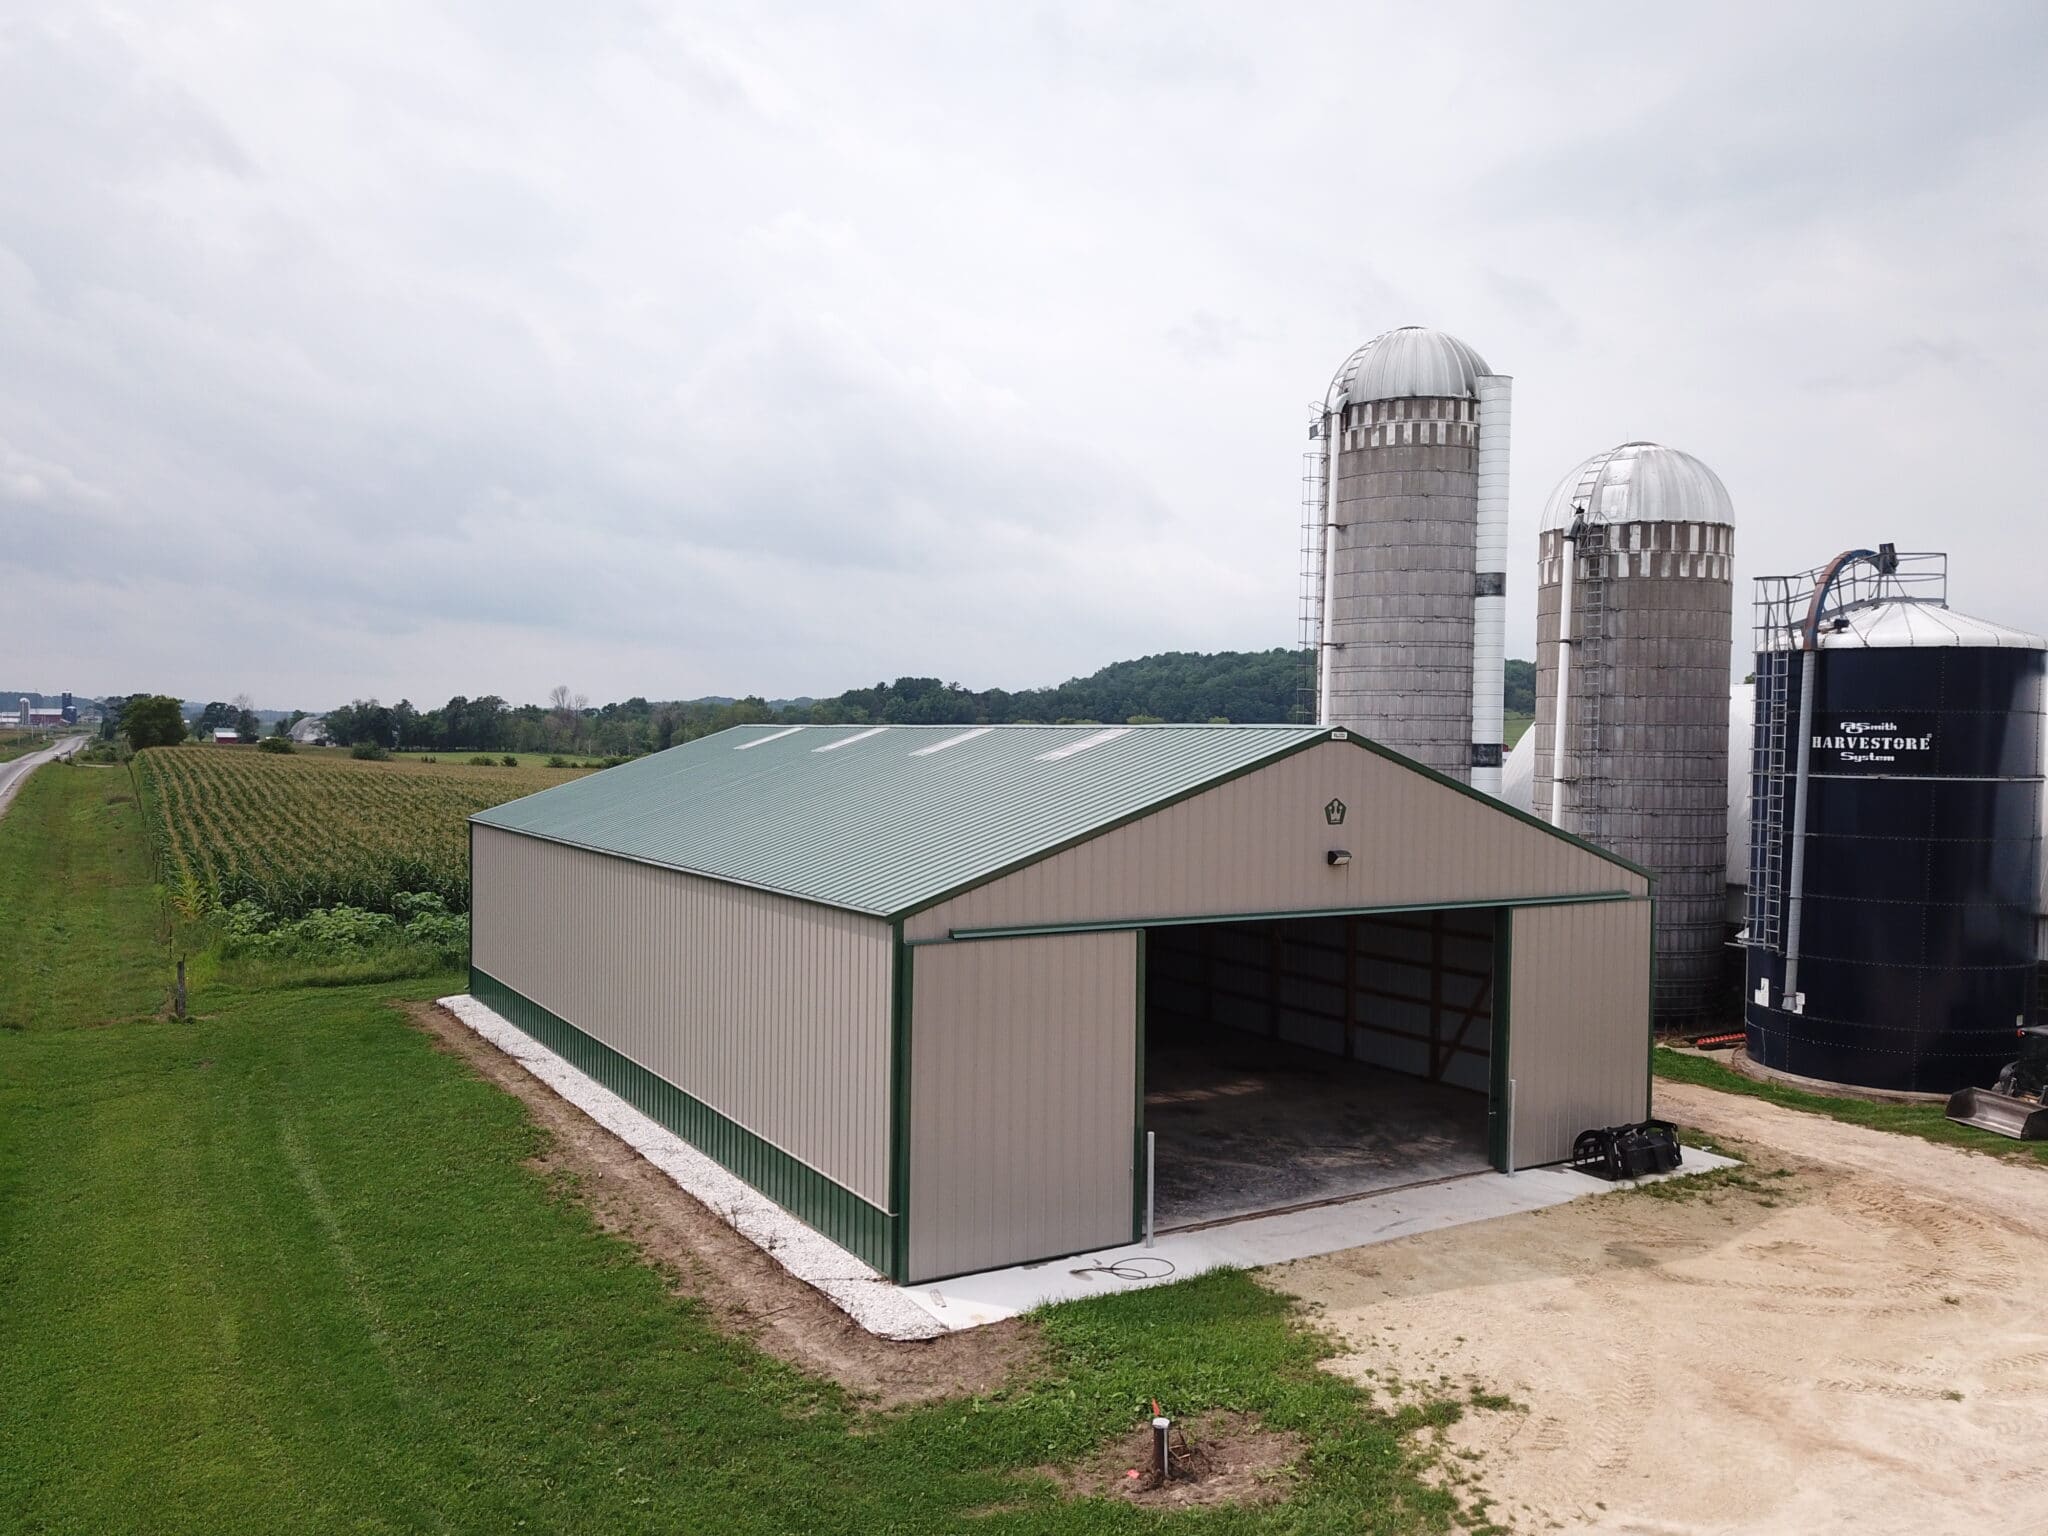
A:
1275,1083,2048,1535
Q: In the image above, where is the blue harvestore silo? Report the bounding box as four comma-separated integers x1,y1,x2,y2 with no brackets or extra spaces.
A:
1745,547,2045,1093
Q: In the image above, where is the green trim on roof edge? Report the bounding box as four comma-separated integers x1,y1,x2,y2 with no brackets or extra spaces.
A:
1342,731,1656,884
472,723,1650,924
893,728,1651,924
473,722,1320,918
930,888,1641,944
893,728,1331,919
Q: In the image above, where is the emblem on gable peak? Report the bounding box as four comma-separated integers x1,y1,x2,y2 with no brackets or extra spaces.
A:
1324,798,1347,826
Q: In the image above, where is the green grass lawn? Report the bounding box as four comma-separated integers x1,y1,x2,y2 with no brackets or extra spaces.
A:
1655,1046,2048,1168
0,762,1479,1534
1502,711,1533,750
0,765,167,1030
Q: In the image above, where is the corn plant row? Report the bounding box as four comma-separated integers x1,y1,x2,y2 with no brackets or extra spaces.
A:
133,749,584,918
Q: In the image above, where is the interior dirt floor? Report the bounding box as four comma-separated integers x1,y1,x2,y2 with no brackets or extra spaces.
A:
1275,1078,2048,1536
412,1002,1043,1408
1146,1033,1491,1228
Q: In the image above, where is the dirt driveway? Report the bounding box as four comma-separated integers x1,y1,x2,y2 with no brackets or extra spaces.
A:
1275,1080,2048,1536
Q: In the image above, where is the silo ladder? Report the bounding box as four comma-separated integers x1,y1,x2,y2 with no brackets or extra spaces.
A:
1564,521,1609,847
1747,640,1792,951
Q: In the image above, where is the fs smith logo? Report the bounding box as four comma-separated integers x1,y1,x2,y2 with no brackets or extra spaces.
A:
1812,718,1933,766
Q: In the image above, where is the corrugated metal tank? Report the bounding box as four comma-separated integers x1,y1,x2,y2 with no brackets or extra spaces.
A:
1532,443,1736,1027
1312,326,1512,788
1746,581,2045,1092
1530,677,2048,982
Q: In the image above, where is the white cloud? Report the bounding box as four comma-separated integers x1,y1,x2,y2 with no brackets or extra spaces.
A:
2,1,2045,708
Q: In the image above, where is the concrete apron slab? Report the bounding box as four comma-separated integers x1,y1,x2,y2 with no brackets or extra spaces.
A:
908,1153,1738,1329
443,995,1736,1339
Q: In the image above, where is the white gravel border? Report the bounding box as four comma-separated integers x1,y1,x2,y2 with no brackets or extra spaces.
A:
437,994,945,1341
438,992,1733,1341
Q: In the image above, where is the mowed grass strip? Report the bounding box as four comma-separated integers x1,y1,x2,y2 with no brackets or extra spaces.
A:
1655,1046,2048,1168
0,766,165,1030
1,757,1475,1534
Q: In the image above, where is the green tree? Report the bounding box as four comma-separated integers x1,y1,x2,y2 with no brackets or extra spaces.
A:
1504,658,1536,715
121,696,187,750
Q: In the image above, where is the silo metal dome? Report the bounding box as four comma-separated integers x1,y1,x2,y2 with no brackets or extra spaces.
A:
1302,325,1513,794
1540,442,1734,533
1327,326,1493,408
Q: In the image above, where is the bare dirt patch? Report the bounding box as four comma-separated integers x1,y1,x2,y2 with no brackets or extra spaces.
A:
1038,1410,1304,1510
410,1001,1044,1408
1276,1079,2048,1536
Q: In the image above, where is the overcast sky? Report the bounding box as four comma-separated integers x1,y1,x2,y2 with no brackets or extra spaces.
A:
4,2,2045,711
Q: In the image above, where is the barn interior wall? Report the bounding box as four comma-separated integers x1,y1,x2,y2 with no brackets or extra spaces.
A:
1147,910,1496,1092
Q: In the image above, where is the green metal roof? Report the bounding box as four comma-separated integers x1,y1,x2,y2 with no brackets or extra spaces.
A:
472,723,1332,917
473,721,1650,917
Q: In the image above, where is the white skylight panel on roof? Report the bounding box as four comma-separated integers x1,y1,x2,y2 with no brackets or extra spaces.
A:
814,726,888,752
910,726,994,756
1034,727,1131,761
733,726,806,750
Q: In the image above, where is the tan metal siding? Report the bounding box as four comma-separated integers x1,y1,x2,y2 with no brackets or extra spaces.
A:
907,740,1646,940
471,825,893,1208
1507,900,1653,1167
907,932,1137,1282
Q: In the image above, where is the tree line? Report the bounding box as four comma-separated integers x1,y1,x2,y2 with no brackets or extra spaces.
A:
106,650,1540,757
306,651,1316,756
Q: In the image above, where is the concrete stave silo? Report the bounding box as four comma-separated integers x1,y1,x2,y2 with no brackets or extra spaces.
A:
1532,442,1736,1027
1302,327,1511,791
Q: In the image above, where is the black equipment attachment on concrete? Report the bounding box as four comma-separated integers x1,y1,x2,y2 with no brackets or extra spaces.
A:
1945,1026,2048,1141
1570,1120,1684,1181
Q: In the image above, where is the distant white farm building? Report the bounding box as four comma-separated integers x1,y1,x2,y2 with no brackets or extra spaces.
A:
289,715,330,746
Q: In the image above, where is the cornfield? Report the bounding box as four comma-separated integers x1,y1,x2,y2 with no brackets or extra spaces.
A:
132,749,587,916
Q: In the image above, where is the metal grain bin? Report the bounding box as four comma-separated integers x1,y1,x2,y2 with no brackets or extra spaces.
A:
1745,550,2046,1092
